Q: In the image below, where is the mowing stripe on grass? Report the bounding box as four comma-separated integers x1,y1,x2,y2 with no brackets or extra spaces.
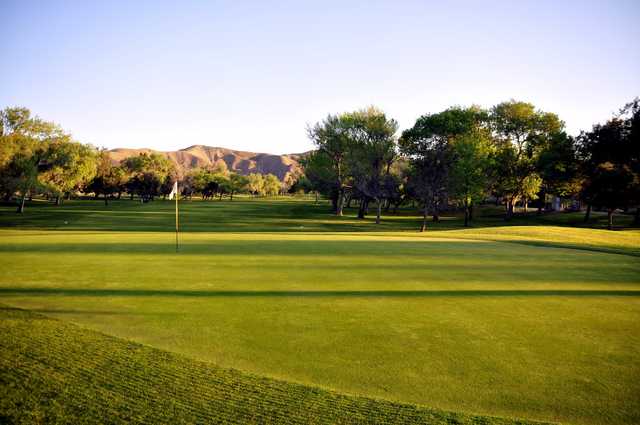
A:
0,304,551,424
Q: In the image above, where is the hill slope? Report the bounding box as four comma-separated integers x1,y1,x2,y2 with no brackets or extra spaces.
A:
0,305,548,424
108,145,304,181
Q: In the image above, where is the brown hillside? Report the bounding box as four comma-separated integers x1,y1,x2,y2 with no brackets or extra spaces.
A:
108,145,305,182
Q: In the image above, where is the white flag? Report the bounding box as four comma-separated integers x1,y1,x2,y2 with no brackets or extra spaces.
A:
168,182,178,200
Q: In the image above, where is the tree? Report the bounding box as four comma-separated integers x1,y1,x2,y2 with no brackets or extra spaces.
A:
38,140,97,204
225,173,248,200
404,144,450,231
449,128,493,226
288,175,314,195
0,133,41,207
263,174,281,196
345,107,398,224
582,162,636,229
86,150,126,205
8,150,42,213
535,132,581,212
578,99,639,228
122,153,174,201
307,113,353,215
490,100,563,219
401,106,485,229
246,173,265,196
300,151,338,207
0,107,73,212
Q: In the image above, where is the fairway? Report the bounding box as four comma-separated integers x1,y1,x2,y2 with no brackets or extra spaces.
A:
1,199,639,424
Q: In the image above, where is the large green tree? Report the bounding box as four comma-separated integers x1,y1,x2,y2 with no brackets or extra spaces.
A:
345,107,398,224
225,173,249,201
0,107,77,212
263,174,281,196
400,106,485,229
300,151,338,208
578,99,639,228
246,173,265,196
85,150,127,205
490,100,563,219
122,153,174,201
39,139,97,204
449,128,493,226
307,114,353,215
535,132,581,212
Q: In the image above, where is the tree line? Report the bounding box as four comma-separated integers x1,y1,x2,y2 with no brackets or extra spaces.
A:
302,100,639,230
0,107,287,212
2,101,638,229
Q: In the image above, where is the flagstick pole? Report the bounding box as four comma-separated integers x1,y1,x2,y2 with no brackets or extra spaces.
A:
175,183,179,252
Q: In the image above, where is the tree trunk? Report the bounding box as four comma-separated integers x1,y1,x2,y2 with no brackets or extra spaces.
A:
357,198,367,219
420,201,428,232
607,209,614,230
375,198,382,224
469,202,474,221
230,191,234,201
523,197,528,213
55,196,61,206
345,193,353,209
336,189,344,216
104,194,108,206
505,199,513,221
584,204,591,222
17,194,26,213
634,207,640,226
130,193,134,200
315,191,318,204
463,199,469,227
537,190,545,214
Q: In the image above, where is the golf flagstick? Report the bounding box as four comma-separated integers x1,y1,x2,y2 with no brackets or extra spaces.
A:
169,181,179,252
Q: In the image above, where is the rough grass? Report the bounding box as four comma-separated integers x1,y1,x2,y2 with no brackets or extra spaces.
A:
1,198,639,424
0,304,549,424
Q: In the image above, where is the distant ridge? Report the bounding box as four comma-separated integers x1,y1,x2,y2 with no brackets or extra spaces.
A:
108,145,305,182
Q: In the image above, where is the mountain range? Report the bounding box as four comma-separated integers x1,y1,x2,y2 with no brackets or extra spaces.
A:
108,145,305,182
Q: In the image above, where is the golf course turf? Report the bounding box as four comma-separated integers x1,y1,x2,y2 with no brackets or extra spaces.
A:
1,198,639,424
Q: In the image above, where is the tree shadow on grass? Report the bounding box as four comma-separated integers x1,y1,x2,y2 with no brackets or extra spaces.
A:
1,288,638,298
1,237,638,258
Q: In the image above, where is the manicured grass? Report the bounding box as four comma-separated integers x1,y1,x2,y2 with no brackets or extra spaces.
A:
1,199,639,424
0,304,549,424
0,196,635,233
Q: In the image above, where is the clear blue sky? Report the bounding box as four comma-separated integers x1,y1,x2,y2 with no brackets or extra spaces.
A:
1,0,639,154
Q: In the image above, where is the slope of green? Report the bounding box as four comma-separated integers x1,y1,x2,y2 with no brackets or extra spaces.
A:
1,305,547,424
1,199,639,424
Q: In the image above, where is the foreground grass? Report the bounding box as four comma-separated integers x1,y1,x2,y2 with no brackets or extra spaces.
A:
1,199,639,424
0,305,547,424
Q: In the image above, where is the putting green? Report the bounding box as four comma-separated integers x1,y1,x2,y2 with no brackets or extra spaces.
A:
1,223,639,424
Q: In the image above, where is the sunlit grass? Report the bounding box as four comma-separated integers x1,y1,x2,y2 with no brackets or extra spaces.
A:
0,199,639,424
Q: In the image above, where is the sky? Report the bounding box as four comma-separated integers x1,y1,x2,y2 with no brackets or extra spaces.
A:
1,0,639,154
